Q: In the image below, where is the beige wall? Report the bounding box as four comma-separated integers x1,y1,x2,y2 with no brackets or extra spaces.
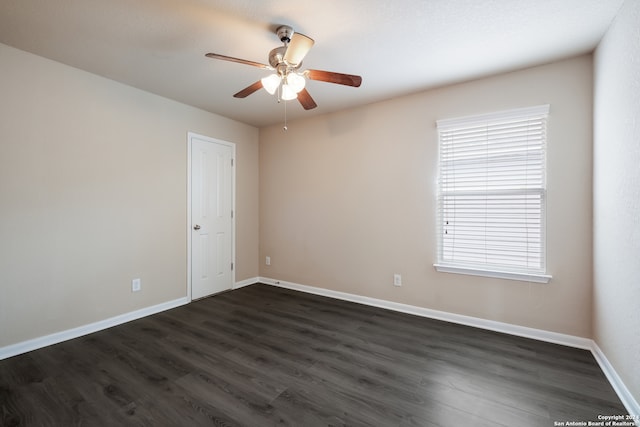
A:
260,54,593,337
593,0,640,404
0,43,259,347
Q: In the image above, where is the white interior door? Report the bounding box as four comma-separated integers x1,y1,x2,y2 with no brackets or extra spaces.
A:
190,134,234,300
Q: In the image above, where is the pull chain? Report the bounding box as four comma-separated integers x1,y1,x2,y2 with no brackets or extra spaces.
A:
276,83,288,131
283,98,288,131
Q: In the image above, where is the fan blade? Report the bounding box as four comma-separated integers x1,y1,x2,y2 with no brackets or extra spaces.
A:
297,88,317,110
283,33,314,66
305,69,362,87
205,53,271,70
233,81,263,98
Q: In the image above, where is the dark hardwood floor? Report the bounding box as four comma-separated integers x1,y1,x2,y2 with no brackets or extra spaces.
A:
0,284,630,426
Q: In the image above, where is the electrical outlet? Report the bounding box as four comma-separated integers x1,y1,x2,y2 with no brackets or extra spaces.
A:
265,256,271,266
393,274,402,287
132,278,141,292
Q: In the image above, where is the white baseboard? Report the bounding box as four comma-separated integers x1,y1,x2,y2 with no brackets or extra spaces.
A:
591,342,640,417
0,297,189,361
259,276,639,416
259,277,592,349
1,279,259,361
234,276,259,290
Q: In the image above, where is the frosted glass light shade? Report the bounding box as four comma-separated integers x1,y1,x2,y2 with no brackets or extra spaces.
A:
287,73,306,93
261,74,281,95
281,84,298,100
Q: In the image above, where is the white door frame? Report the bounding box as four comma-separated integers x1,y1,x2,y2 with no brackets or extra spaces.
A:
187,132,236,301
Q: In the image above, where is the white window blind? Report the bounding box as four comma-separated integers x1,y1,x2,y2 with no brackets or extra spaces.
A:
435,105,550,282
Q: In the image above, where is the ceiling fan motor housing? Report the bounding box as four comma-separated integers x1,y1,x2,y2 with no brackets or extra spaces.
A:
268,46,286,69
268,47,302,73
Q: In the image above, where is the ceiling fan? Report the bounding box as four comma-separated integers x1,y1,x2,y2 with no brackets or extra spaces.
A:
205,25,362,110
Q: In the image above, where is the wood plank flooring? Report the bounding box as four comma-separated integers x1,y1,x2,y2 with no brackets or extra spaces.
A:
0,284,630,426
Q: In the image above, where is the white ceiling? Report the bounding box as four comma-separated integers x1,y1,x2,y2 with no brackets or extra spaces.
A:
0,0,624,128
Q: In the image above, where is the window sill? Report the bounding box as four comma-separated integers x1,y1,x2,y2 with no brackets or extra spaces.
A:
433,264,551,283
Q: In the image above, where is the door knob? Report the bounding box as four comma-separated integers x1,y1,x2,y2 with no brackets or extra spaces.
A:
193,224,201,230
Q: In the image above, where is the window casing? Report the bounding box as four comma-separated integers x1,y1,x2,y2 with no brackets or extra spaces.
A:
434,105,551,283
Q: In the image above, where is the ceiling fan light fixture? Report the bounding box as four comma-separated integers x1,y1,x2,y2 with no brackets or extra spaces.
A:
281,83,298,101
261,74,281,95
205,24,362,111
287,72,306,93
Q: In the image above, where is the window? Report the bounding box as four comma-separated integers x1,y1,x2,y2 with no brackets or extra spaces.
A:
434,105,551,283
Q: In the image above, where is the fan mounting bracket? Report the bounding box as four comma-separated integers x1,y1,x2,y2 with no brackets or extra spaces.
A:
276,25,294,43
